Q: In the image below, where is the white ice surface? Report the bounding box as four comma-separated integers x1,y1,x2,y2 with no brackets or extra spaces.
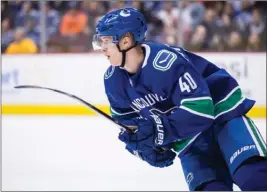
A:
2,116,266,191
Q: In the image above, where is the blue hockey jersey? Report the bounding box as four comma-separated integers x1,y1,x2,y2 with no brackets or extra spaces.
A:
104,42,255,153
171,46,255,124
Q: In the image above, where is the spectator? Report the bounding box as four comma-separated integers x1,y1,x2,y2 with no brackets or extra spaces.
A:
51,1,69,14
5,27,38,54
156,1,179,45
5,0,23,14
108,1,126,12
15,1,39,28
1,1,13,22
59,2,88,36
234,1,253,33
127,1,165,43
247,33,261,51
230,0,255,16
24,18,40,45
222,2,234,17
1,0,266,53
216,13,240,48
43,2,60,39
146,18,165,43
179,1,205,30
218,13,234,38
224,31,244,51
131,1,161,28
82,1,105,32
244,8,265,51
1,18,14,52
156,1,179,28
254,1,267,17
81,1,107,50
200,8,219,47
186,24,208,51
177,1,206,44
213,1,225,17
249,8,265,36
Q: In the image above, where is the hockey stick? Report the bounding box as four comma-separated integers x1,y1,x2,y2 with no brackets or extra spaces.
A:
14,85,168,152
14,85,132,131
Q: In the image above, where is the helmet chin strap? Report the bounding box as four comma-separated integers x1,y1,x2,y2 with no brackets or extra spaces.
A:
116,42,138,68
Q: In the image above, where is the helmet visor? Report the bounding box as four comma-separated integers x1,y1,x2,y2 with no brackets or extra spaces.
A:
92,35,115,50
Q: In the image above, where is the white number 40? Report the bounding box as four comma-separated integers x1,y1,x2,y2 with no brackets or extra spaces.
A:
179,72,197,93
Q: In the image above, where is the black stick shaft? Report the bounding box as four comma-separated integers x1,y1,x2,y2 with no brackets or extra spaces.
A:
14,85,130,131
14,85,167,152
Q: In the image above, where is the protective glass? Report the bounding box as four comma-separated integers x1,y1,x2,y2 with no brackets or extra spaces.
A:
92,35,116,50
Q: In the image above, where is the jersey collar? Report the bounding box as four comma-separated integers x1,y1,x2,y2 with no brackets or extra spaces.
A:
141,43,151,68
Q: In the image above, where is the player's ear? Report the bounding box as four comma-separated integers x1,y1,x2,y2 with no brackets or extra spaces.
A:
119,33,133,50
123,36,130,45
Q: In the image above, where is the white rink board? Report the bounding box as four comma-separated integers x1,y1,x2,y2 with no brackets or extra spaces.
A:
2,116,266,191
200,53,266,105
2,53,266,106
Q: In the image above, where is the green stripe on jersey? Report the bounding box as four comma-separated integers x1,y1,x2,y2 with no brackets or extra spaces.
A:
180,97,214,119
173,137,193,152
245,116,267,156
110,107,137,117
173,133,201,154
214,87,244,118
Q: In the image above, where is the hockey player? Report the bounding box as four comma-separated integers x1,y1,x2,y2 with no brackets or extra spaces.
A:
92,8,267,191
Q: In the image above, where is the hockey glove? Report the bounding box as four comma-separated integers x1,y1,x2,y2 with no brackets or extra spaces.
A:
118,112,178,151
125,145,176,168
118,117,155,152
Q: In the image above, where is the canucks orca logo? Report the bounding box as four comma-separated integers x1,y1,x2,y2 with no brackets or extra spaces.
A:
120,9,131,17
153,49,177,71
104,66,115,79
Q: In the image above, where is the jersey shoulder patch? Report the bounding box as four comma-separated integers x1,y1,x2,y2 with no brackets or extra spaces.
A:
142,42,179,72
104,65,116,80
104,66,125,95
152,49,177,71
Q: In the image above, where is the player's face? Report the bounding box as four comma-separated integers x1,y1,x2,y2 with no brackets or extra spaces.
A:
93,36,122,66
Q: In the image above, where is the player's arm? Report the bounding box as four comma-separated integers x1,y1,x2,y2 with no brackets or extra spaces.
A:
161,63,214,143
106,92,177,168
103,66,140,127
144,52,215,148
181,48,255,123
105,91,139,125
110,105,140,131
118,61,214,153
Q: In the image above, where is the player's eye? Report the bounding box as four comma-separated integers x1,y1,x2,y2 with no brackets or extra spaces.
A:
92,35,114,50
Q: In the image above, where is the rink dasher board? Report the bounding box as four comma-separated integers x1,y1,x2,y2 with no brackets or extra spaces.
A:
2,52,266,118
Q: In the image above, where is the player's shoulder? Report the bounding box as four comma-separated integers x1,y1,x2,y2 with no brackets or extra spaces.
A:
104,65,125,81
141,42,189,73
104,65,116,81
103,65,125,92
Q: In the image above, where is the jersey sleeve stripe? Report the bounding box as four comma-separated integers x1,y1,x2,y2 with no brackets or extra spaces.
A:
173,132,202,155
214,87,244,118
110,107,138,116
180,106,215,119
180,97,214,119
243,116,267,157
215,86,240,105
180,96,213,103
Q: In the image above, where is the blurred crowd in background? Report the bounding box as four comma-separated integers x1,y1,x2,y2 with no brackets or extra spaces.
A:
1,0,266,54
